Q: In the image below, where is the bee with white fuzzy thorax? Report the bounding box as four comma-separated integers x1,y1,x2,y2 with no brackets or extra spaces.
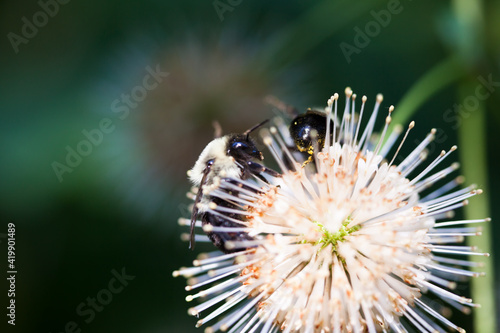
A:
187,120,280,253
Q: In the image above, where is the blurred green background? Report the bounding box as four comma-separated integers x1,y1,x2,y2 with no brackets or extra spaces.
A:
1,0,499,332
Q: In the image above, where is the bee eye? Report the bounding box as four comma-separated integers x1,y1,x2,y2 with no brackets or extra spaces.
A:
231,141,255,156
228,137,262,161
231,141,248,150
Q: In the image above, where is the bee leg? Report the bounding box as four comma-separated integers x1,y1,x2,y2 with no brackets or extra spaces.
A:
189,160,214,250
221,178,265,195
301,155,314,168
202,211,253,254
246,161,281,178
254,173,270,184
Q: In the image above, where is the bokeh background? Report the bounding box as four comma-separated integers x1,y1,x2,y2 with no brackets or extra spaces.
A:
1,0,499,332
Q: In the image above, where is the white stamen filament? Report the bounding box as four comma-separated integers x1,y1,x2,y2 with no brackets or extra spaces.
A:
176,89,488,333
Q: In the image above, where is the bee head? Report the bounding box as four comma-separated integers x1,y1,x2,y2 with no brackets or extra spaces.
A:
227,135,263,161
226,119,269,162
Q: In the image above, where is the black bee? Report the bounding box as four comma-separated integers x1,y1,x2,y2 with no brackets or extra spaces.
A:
188,121,279,253
289,108,335,156
266,97,336,166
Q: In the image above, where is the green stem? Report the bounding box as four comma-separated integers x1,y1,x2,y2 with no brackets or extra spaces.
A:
451,0,494,331
457,80,495,333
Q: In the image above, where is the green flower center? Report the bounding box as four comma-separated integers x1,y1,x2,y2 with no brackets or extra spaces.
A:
313,217,361,253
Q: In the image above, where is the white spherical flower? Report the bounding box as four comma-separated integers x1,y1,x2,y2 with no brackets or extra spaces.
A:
174,88,488,333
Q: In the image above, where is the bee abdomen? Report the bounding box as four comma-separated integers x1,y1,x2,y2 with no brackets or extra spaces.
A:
201,197,254,254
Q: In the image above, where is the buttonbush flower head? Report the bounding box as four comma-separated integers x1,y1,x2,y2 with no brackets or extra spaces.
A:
174,88,488,333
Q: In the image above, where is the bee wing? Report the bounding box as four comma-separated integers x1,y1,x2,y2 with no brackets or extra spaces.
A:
264,95,299,119
189,161,214,250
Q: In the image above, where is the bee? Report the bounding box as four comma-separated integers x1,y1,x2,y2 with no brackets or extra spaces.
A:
289,108,335,158
266,96,335,167
188,120,279,253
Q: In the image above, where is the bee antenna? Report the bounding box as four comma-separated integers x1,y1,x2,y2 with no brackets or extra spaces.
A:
244,119,269,140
